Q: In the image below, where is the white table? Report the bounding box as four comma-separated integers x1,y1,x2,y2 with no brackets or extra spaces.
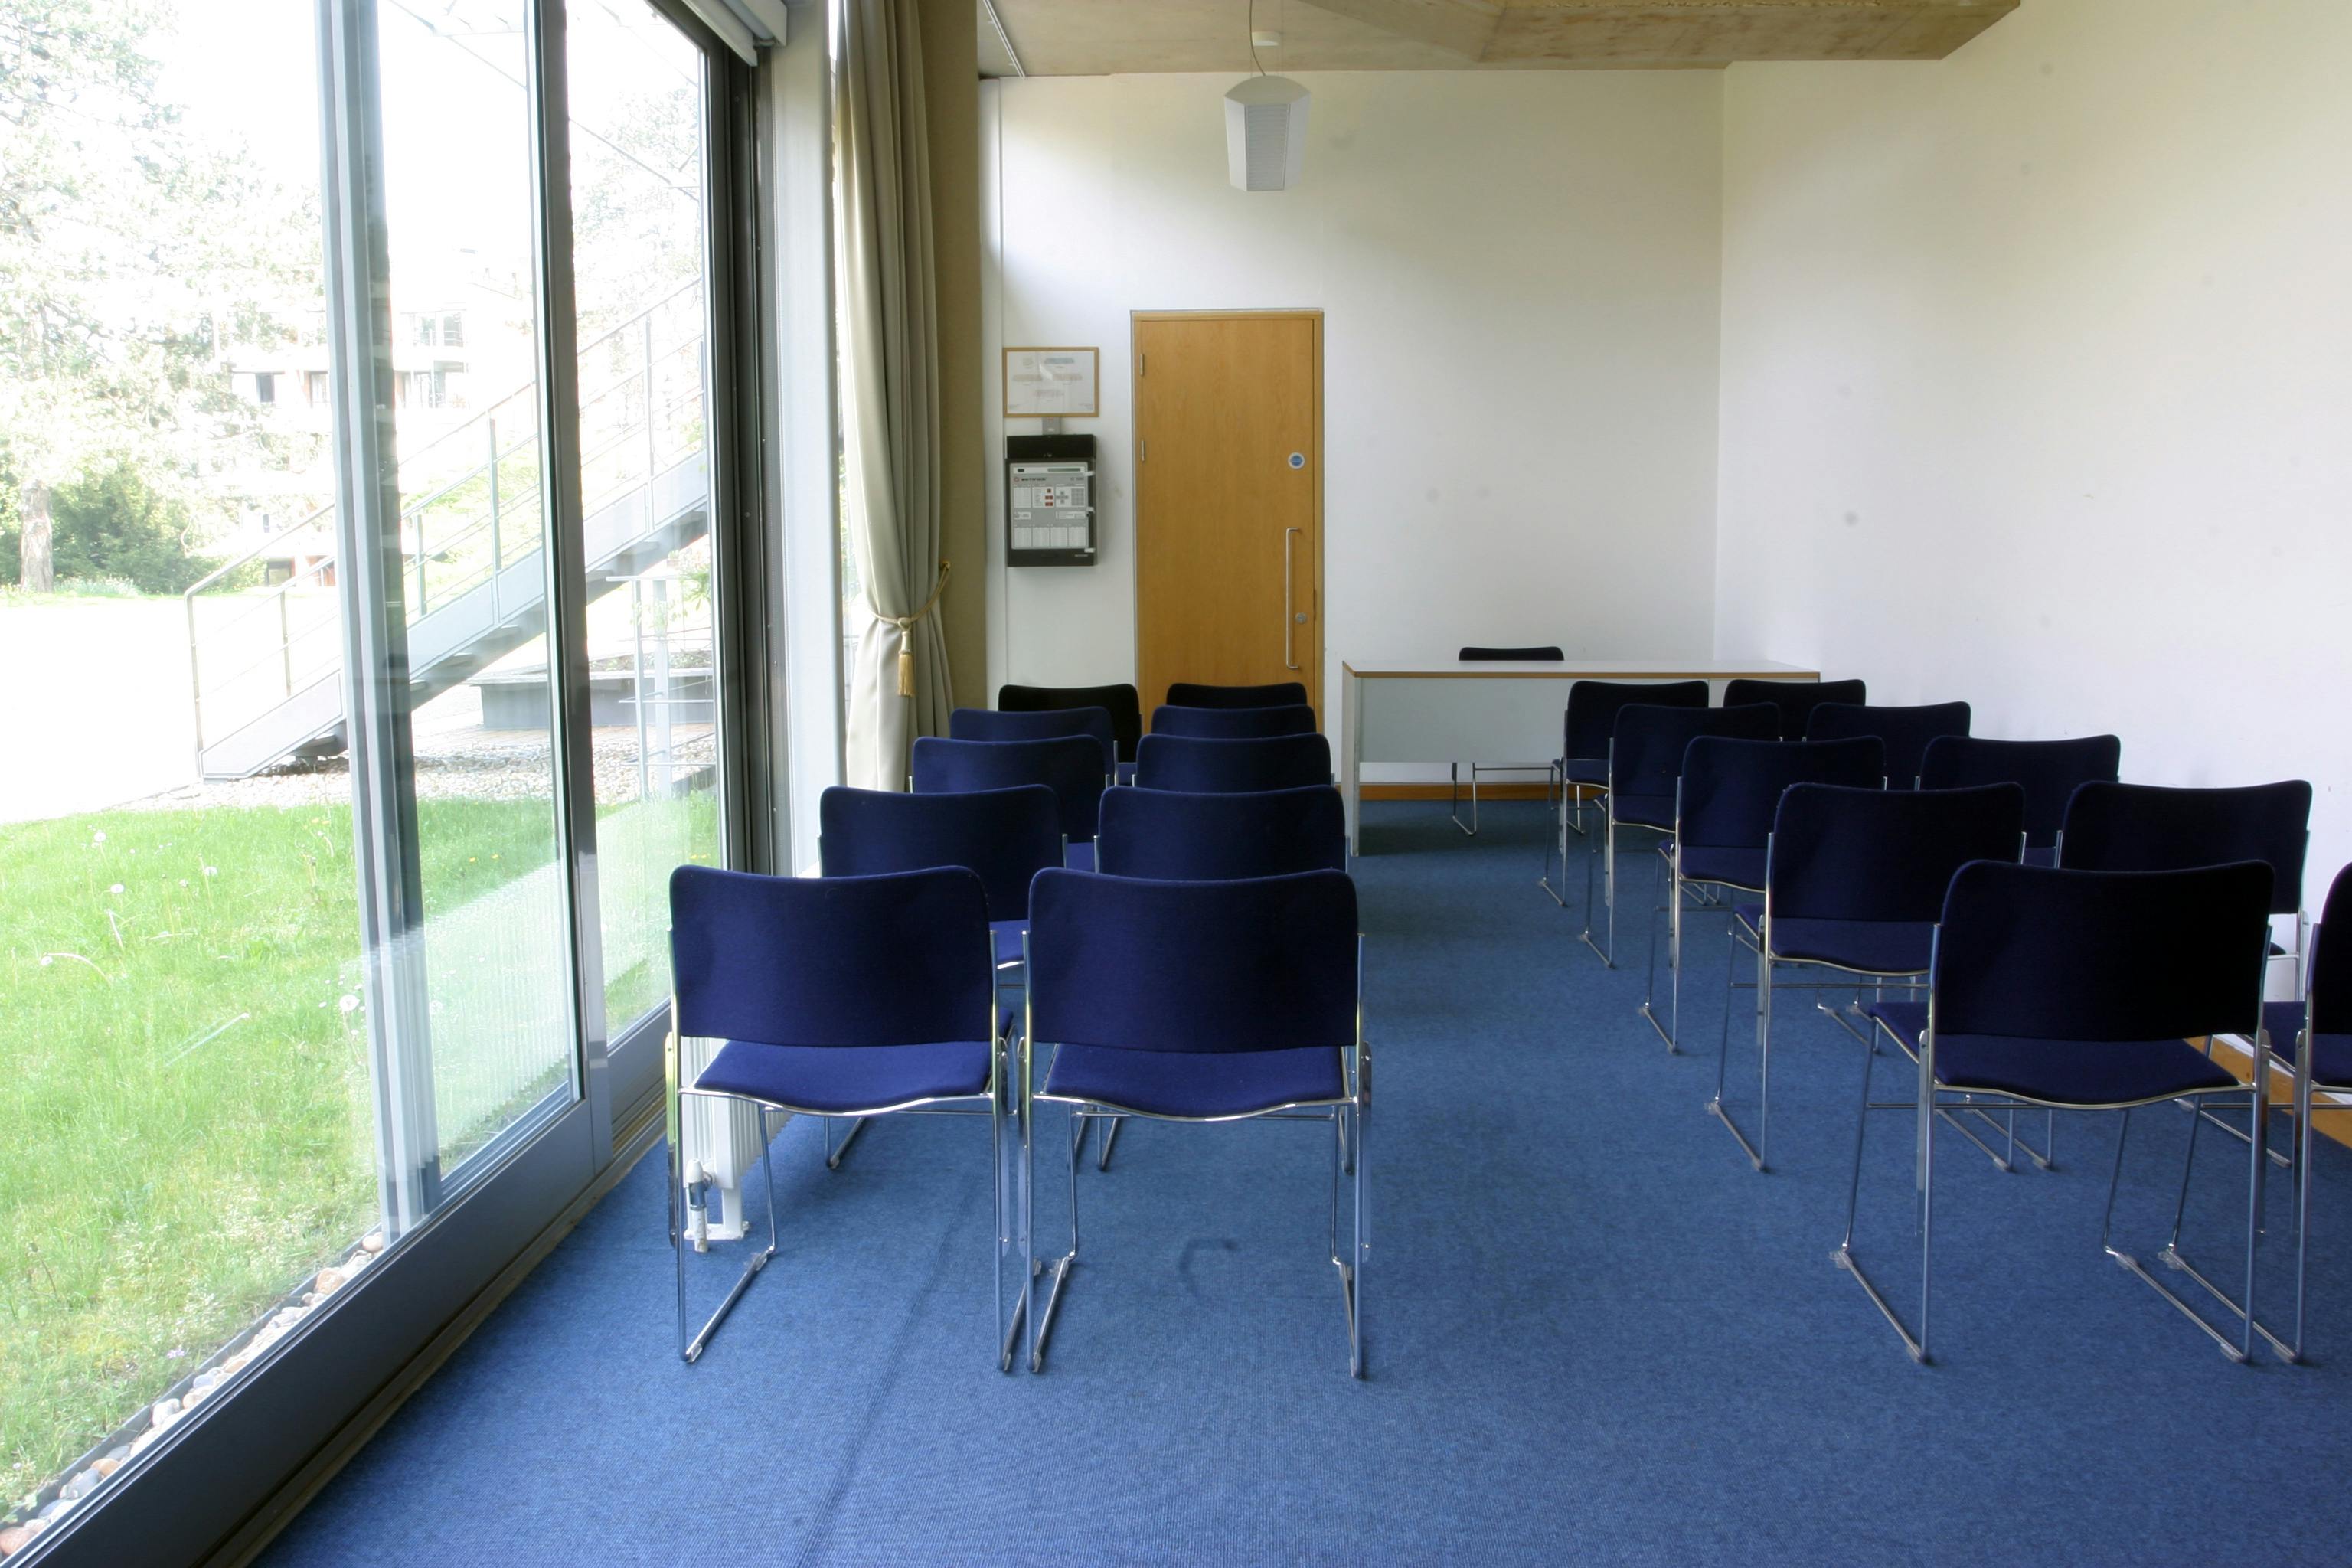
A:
1338,659,1821,853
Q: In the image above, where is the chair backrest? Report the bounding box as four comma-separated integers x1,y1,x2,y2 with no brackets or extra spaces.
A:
1564,679,1707,764
669,864,991,1047
1027,869,1357,1054
818,784,1060,924
1768,782,2025,924
1918,734,2121,845
998,682,1143,763
949,705,1116,773
1132,732,1333,794
910,734,1109,843
1805,701,1971,789
2313,864,2352,1038
1150,702,1318,740
1460,645,1564,661
1163,680,1310,710
1096,786,1347,880
1933,861,2272,1044
1609,704,1780,801
1678,737,1886,852
1723,678,1867,742
2056,780,2312,917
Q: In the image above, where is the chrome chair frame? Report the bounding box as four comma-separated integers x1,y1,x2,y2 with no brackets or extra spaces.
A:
1537,757,1602,908
1450,758,1555,838
1642,802,1749,1056
665,962,1029,1371
1839,956,2271,1366
1022,936,1370,1378
1713,826,2040,1176
1577,740,1643,969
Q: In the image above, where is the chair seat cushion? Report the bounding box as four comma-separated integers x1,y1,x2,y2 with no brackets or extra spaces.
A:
2021,842,2058,867
1064,840,1096,873
2259,1001,2352,1085
993,920,1027,970
693,1036,997,1114
1041,1043,1345,1119
1932,1032,2239,1107
1614,793,1675,830
1116,761,1136,786
2315,1034,2352,1089
1560,758,1608,787
1677,844,1766,891
1864,1001,1927,1054
1740,912,1932,975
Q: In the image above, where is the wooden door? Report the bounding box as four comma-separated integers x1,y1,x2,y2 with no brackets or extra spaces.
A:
1133,311,1322,723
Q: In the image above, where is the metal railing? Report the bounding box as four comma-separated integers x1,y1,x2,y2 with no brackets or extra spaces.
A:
185,282,708,773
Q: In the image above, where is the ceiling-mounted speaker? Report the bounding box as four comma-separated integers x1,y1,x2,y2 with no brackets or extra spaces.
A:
1225,76,1311,192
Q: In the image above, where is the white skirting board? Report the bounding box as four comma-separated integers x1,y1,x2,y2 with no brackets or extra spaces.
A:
677,1033,781,1243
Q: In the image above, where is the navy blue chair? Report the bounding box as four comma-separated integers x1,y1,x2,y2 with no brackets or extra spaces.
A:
912,734,1109,871
2059,779,2314,1167
820,781,1060,1001
950,705,1117,779
1844,861,2273,1364
1022,870,1367,1376
1000,682,1142,765
1715,782,2024,1173
1164,680,1308,710
1133,731,1332,794
1723,678,1866,743
1087,784,1351,1172
1919,734,2121,864
1805,701,1971,789
1149,703,1318,740
1642,737,1885,1050
1580,703,1779,969
1449,645,1565,836
1541,679,1709,907
2262,861,2352,1362
667,865,1021,1368
1097,785,1347,880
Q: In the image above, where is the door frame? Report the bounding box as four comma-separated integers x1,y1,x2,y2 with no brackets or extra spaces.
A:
1129,308,1325,718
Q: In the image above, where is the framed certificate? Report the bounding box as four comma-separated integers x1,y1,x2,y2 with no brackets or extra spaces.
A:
1003,347,1099,418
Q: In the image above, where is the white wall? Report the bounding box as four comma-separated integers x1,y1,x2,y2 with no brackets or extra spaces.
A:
1716,0,2352,903
982,71,1726,779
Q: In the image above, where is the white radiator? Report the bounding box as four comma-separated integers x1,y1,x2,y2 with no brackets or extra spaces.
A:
676,1032,782,1243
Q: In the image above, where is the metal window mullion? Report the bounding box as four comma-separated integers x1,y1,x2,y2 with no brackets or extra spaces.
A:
318,0,439,1235
524,0,612,1166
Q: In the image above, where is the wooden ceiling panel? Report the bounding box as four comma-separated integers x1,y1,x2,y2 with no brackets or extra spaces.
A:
983,0,2019,75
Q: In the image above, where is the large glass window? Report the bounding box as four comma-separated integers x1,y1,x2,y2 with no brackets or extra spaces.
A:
0,0,750,1550
565,0,724,1034
1,0,377,1525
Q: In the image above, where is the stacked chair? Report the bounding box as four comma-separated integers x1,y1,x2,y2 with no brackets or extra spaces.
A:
667,675,1370,1378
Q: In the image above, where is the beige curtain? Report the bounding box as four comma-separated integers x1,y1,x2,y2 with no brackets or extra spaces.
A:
837,0,952,790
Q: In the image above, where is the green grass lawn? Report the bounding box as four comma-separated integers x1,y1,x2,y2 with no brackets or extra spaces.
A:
0,789,711,1504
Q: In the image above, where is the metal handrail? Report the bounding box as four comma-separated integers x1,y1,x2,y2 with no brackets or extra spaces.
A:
187,279,708,768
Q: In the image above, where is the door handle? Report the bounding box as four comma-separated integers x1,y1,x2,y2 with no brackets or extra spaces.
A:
1283,527,1302,671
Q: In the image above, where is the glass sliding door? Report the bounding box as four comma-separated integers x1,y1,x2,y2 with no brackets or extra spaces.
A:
371,0,580,1185
0,0,760,1553
562,1,726,1048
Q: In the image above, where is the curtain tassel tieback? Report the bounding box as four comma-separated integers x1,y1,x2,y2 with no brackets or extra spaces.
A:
878,560,951,697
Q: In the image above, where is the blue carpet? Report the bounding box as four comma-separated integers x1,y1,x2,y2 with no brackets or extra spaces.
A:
262,803,2352,1566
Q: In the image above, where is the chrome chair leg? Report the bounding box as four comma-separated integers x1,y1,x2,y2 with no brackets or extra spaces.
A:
1833,1024,1929,1361
823,1114,869,1171
991,1043,1027,1374
1094,1113,1123,1171
1578,814,1617,969
1538,764,1569,906
2104,1085,2271,1364
1031,1103,1083,1372
1708,928,1769,1171
1449,763,1476,836
674,1099,780,1364
1329,1073,1369,1378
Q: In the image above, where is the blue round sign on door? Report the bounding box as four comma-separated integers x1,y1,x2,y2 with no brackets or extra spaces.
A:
1288,452,1305,469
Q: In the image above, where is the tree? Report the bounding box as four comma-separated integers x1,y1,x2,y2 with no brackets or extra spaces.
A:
0,0,317,592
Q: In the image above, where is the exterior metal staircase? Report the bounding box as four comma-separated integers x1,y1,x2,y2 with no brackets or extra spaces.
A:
185,286,708,781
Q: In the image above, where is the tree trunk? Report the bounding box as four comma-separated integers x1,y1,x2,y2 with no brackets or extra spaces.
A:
19,480,54,593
